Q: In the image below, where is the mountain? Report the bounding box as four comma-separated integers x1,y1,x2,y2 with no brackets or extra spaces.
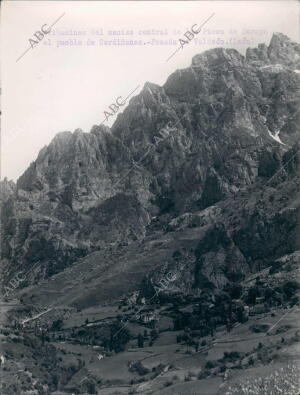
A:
1,33,299,306
1,32,300,395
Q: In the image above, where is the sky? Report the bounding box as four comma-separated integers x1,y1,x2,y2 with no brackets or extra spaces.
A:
1,0,299,181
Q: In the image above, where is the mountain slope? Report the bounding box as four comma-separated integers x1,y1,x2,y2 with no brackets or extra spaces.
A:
1,33,300,303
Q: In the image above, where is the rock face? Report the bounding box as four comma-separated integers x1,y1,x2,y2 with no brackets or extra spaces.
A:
0,178,15,203
246,32,300,68
1,33,300,301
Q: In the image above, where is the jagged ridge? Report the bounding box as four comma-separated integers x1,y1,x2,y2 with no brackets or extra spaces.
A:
1,33,300,298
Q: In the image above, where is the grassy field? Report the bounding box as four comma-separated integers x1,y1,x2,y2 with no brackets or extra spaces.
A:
40,301,298,394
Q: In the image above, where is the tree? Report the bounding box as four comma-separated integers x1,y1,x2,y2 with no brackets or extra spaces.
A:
150,329,158,341
184,327,193,351
264,287,276,305
282,281,299,299
246,286,259,305
228,284,243,299
109,321,130,353
138,333,144,348
196,303,203,318
40,330,46,345
226,318,232,333
208,317,216,337
51,319,63,331
83,380,96,394
236,306,247,323
52,374,59,389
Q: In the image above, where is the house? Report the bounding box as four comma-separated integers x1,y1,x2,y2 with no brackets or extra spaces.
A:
255,296,265,304
93,345,105,351
250,304,268,315
140,311,156,324
244,305,250,317
179,305,194,314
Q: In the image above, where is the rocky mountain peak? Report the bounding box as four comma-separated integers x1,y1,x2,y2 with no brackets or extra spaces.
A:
246,32,300,68
0,178,16,202
268,32,300,67
192,47,245,69
2,33,299,292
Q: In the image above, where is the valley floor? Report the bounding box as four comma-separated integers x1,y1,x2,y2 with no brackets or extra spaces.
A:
1,292,299,394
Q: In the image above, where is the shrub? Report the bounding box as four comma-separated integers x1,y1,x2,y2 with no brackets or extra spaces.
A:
223,351,242,361
276,325,292,334
289,295,299,306
129,361,150,376
269,261,283,274
172,250,182,260
205,360,216,369
198,370,210,380
282,281,299,299
250,324,270,333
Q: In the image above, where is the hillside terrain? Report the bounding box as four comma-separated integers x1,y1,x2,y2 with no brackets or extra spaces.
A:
0,32,299,394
